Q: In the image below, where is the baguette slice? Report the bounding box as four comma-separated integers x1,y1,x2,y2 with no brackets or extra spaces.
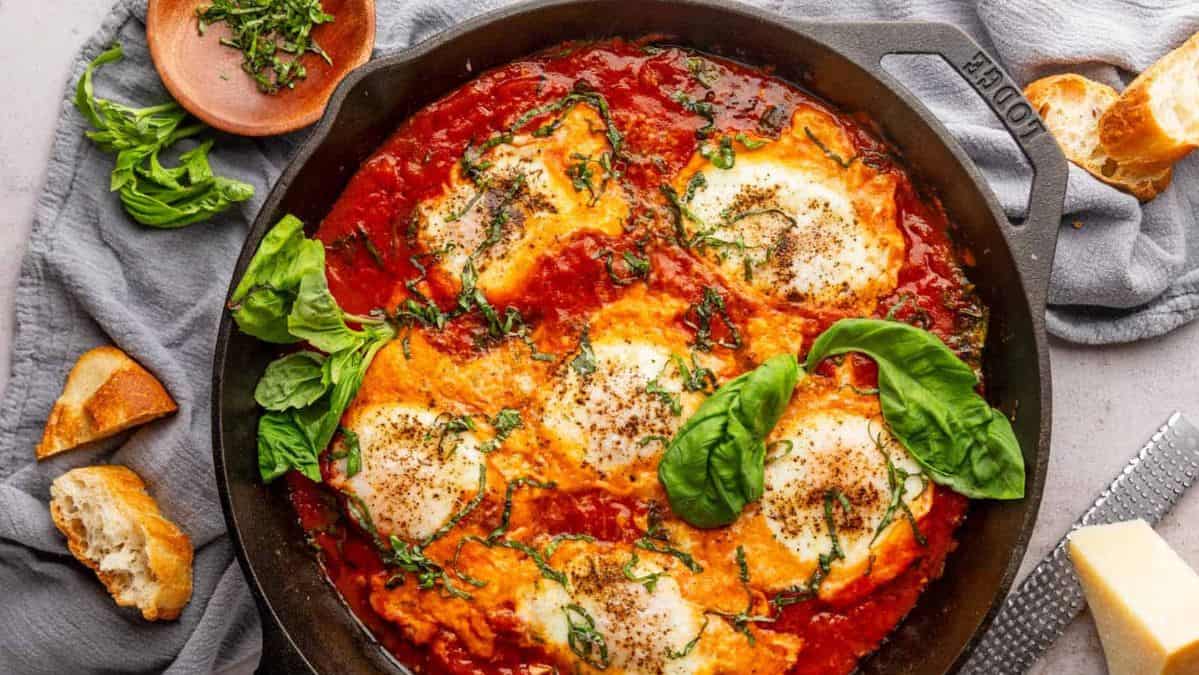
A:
50,466,193,620
36,346,178,459
1026,74,1172,201
1099,32,1199,164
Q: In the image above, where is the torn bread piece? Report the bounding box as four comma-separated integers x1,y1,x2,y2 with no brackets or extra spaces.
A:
1099,31,1199,164
37,346,177,459
1025,73,1172,201
50,465,194,621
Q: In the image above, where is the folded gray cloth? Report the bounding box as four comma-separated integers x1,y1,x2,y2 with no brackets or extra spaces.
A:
2,0,1197,672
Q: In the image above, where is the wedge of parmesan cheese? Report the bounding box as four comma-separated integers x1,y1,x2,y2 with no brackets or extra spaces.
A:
1067,520,1199,675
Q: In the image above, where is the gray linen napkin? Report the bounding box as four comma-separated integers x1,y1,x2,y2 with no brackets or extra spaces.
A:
3,0,1198,672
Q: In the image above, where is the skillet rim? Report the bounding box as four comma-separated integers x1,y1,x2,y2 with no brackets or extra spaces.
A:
213,1,1060,672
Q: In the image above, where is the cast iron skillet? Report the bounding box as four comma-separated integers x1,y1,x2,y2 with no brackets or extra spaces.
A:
213,1,1068,672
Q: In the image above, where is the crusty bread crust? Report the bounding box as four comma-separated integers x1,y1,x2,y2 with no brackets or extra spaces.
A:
37,346,177,459
1025,74,1172,201
1099,32,1199,164
49,465,193,621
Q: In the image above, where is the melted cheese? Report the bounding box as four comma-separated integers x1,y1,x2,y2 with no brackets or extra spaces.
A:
329,403,485,541
416,105,629,300
674,106,904,313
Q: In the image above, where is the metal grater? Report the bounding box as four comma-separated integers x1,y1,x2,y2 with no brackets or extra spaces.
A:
960,412,1199,675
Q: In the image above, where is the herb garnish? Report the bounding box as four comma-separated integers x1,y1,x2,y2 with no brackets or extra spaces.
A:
665,617,709,659
671,90,716,138
803,319,1025,499
196,0,334,94
479,408,523,453
804,126,857,169
568,152,615,206
709,546,775,644
594,248,651,286
735,132,769,150
570,325,598,376
475,173,527,257
683,287,742,351
233,215,394,482
564,604,611,669
543,533,596,558
870,423,929,546
634,508,704,572
658,354,800,528
683,172,707,202
671,352,717,393
661,184,706,243
75,45,254,228
769,489,852,609
328,427,362,477
645,378,683,416
622,550,665,592
488,476,557,542
465,83,624,179
699,135,735,169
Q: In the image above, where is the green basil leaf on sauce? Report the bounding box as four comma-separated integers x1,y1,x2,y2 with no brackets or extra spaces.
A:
803,318,1024,500
658,353,801,528
254,351,329,411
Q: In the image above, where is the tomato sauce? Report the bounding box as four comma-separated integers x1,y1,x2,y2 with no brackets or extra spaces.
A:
288,39,984,674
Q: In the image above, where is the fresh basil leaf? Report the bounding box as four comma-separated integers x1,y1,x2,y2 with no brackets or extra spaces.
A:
254,351,329,411
287,268,370,353
74,44,254,228
658,353,801,528
230,215,325,343
335,427,363,478
74,44,125,131
803,318,1024,499
258,411,319,482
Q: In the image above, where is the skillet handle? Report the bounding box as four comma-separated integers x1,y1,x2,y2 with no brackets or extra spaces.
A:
817,22,1068,303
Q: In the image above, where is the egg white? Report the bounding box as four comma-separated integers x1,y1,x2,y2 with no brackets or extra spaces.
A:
329,403,486,542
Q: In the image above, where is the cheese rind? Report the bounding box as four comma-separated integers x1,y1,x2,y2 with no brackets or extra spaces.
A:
1067,519,1199,675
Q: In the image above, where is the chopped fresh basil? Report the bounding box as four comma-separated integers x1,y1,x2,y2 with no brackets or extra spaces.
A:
196,0,334,94
635,508,704,573
564,604,610,669
645,378,683,416
489,476,557,543
479,408,523,453
570,325,597,377
683,286,742,351
329,427,362,478
734,132,769,149
671,90,716,138
621,550,664,592
803,126,857,169
543,533,595,559
700,135,735,169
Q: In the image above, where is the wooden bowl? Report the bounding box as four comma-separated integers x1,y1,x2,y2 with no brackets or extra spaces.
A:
147,0,376,137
